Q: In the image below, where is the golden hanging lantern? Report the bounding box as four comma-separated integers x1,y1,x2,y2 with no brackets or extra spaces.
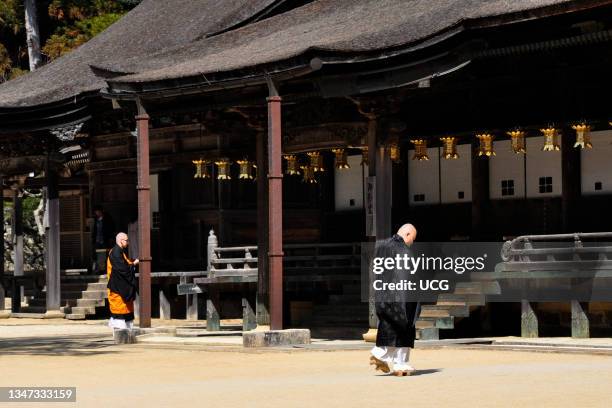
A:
332,148,350,169
540,127,560,151
440,136,459,159
237,159,256,180
307,151,325,172
571,124,592,149
284,155,300,175
507,130,526,154
410,139,429,161
360,147,369,166
215,159,232,180
476,133,496,157
192,159,211,179
388,143,401,163
301,165,317,184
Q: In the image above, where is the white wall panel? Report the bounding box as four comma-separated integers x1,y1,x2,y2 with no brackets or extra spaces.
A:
581,130,612,195
440,143,472,203
409,147,440,205
526,136,562,198
334,155,366,211
489,140,525,199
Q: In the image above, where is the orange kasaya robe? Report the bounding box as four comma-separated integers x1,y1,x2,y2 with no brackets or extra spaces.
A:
106,245,137,320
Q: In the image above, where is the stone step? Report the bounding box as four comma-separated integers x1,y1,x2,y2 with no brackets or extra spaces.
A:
437,293,486,305
416,327,440,340
420,305,470,318
70,306,96,315
436,299,469,307
66,313,86,320
10,312,46,319
419,306,451,318
86,282,108,291
81,290,107,300
415,316,454,329
77,298,105,308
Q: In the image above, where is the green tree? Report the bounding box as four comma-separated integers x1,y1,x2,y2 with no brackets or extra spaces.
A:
0,0,140,80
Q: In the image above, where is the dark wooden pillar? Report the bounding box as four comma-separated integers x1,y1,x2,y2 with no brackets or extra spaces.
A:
375,145,392,239
391,146,408,229
561,129,581,233
44,166,62,316
136,109,152,328
256,130,270,326
320,152,335,238
364,117,393,338
267,94,284,330
471,144,490,240
365,118,378,334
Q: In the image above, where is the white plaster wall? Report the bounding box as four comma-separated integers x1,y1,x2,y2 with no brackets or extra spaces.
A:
581,130,612,195
334,155,366,211
409,147,440,205
526,136,562,198
440,143,472,203
489,139,526,199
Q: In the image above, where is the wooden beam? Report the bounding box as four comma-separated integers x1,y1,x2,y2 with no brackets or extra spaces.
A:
267,94,284,330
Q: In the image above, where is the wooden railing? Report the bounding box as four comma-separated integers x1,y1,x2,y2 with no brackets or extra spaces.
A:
201,230,361,281
501,232,612,263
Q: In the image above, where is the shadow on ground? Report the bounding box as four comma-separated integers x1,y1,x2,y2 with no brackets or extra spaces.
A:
375,368,442,377
0,334,118,356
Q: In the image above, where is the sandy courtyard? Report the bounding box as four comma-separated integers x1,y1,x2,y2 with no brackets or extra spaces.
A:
1,332,612,408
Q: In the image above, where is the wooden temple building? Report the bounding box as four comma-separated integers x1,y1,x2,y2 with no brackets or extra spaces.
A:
2,0,612,337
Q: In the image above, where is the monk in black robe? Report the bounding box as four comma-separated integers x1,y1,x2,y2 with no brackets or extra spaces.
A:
107,232,139,330
370,223,420,376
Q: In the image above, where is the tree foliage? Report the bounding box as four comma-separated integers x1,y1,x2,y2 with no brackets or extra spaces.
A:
0,0,140,81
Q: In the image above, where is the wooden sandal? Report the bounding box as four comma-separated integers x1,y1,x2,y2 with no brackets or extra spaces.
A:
369,356,390,373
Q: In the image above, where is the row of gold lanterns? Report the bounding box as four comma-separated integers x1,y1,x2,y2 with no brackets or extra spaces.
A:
192,158,256,180
283,148,369,184
407,124,594,161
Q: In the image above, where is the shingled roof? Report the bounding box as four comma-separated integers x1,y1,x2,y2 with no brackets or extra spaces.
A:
101,0,609,94
2,0,610,109
0,0,283,108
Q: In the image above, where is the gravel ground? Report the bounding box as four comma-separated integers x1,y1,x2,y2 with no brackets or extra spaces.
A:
1,323,612,408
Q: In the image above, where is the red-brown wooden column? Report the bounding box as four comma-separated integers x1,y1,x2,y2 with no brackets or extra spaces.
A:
136,111,152,328
267,95,283,330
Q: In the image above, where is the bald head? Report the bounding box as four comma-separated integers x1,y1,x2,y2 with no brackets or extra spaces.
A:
397,223,417,245
116,232,129,248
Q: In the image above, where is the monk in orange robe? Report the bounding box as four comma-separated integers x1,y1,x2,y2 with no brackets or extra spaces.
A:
107,232,139,330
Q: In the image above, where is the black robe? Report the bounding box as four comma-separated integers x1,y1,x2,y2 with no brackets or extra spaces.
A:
107,245,137,303
374,234,421,348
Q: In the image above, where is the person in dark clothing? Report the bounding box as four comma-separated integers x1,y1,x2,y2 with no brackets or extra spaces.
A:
370,223,421,376
92,206,116,273
107,232,139,330
92,206,115,249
